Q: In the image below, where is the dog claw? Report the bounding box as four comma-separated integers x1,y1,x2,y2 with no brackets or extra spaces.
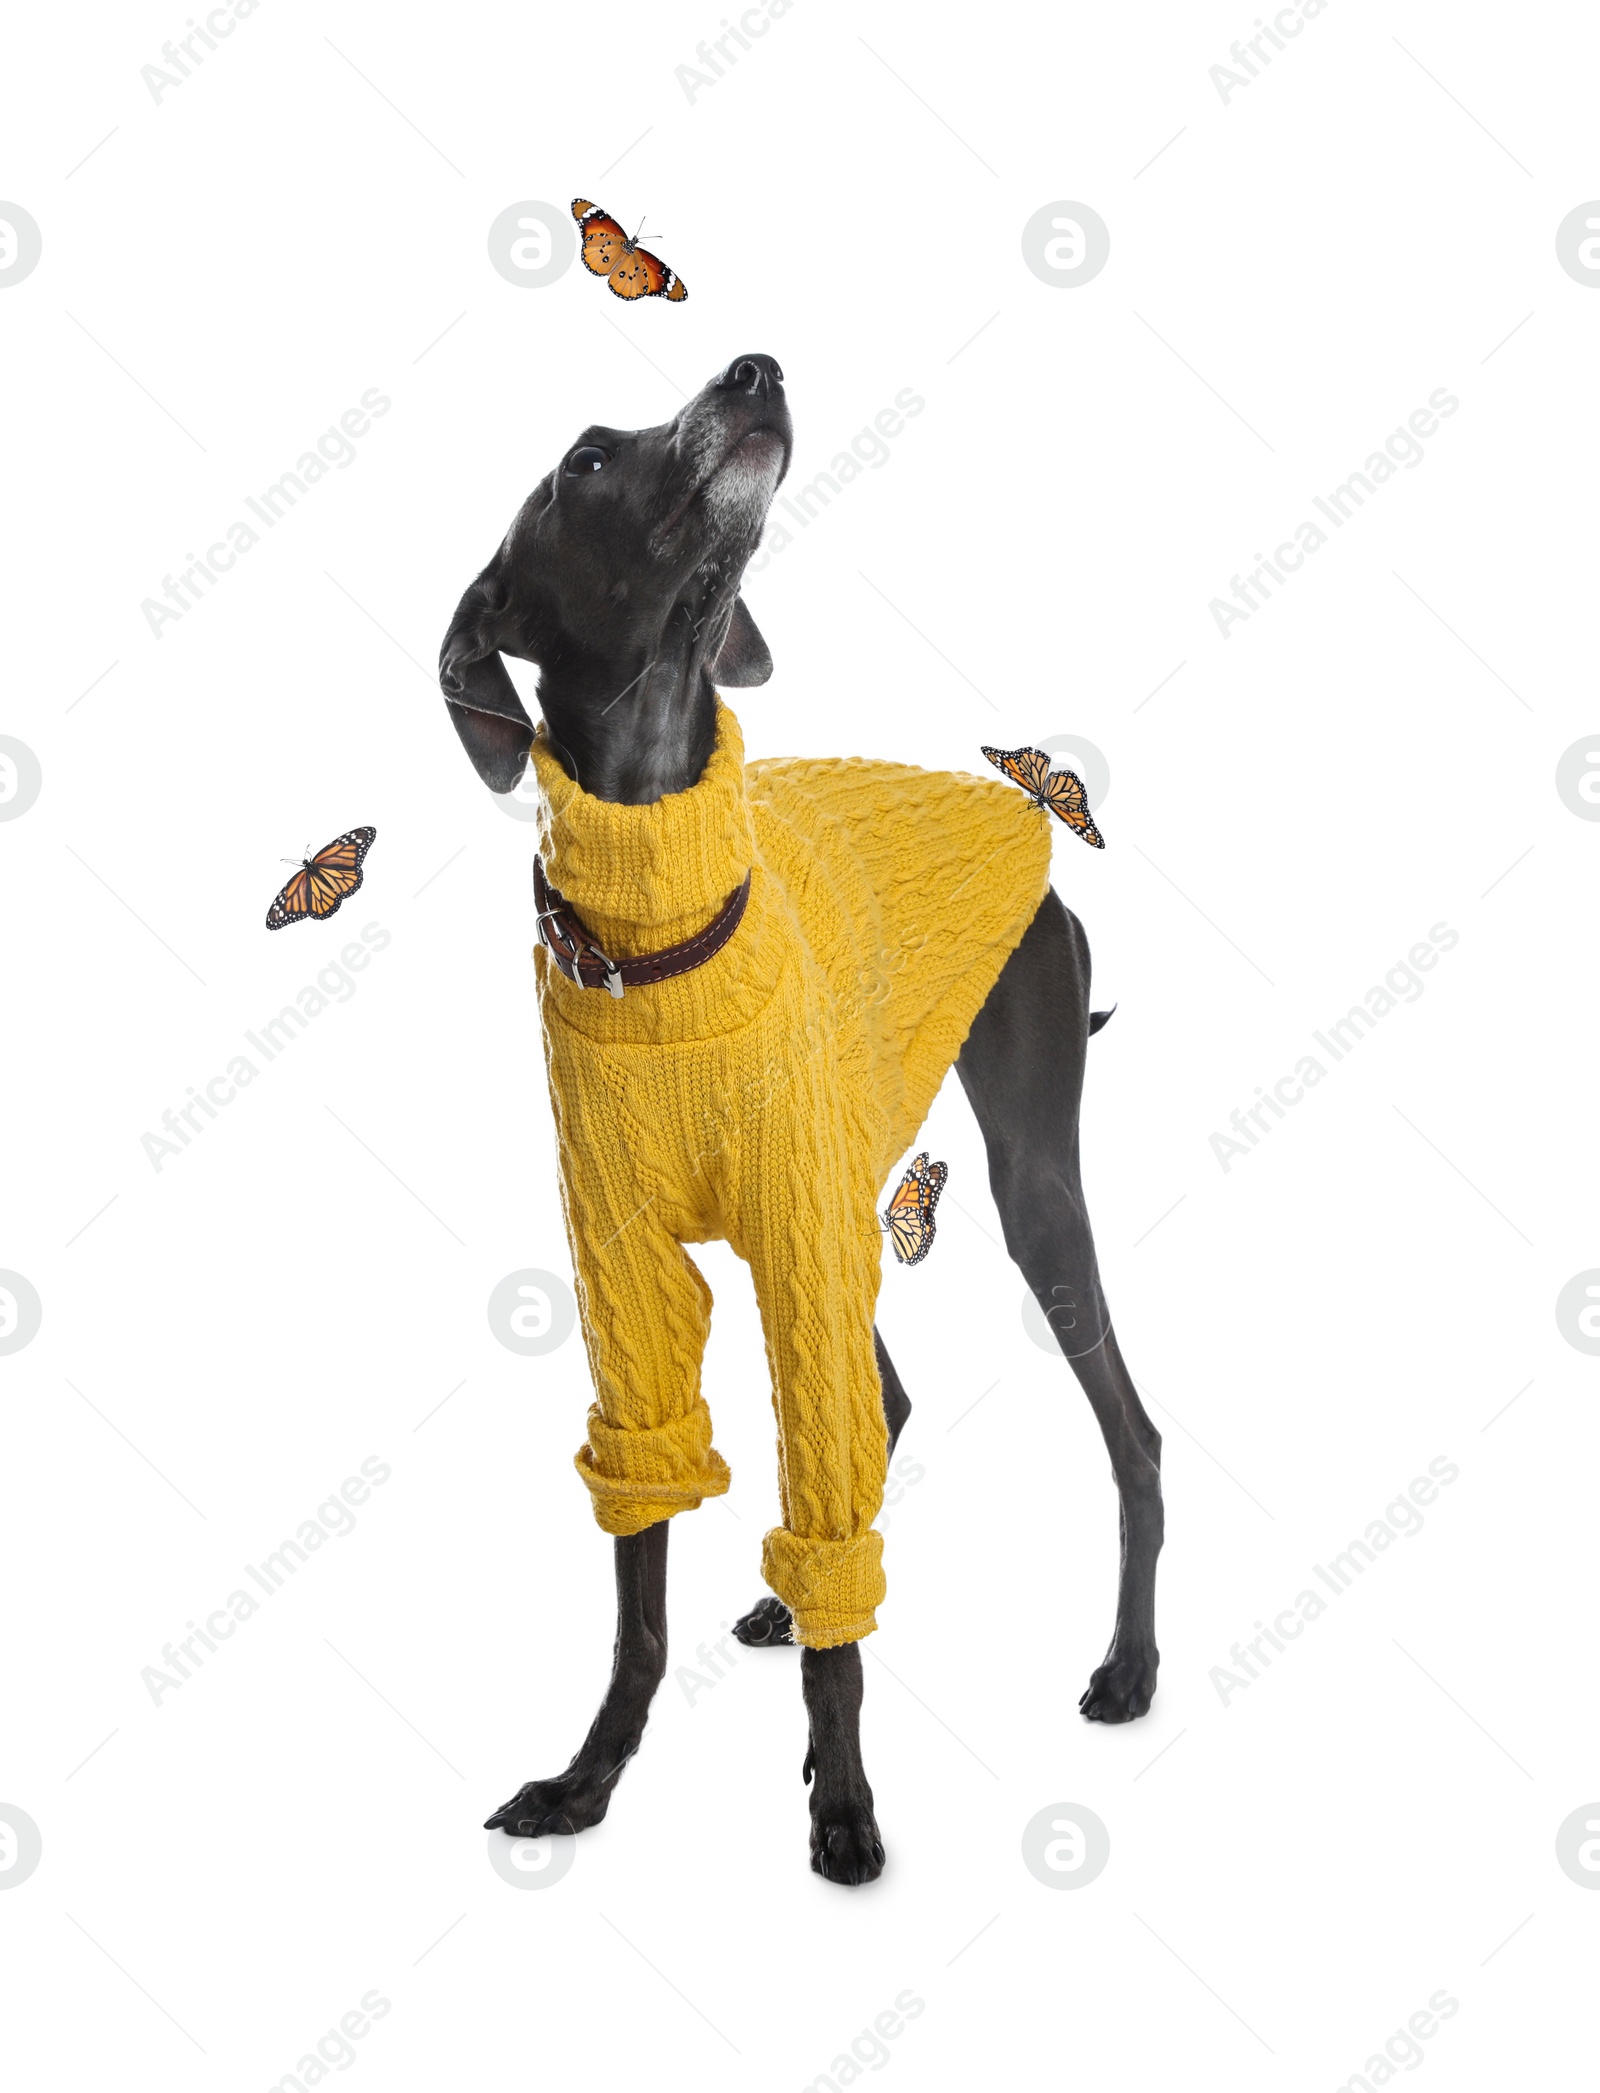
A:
1078,1649,1159,1724
811,1801,886,1886
485,1776,610,1837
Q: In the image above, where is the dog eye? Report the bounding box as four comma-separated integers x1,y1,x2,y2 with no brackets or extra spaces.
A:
565,446,610,476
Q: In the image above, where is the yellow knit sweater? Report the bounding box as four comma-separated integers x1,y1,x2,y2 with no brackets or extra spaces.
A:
529,700,1052,1646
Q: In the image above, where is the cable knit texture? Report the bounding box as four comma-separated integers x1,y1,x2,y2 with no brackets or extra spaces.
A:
529,699,1052,1646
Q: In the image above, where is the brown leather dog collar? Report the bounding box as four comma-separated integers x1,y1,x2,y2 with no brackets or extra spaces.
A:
533,855,751,998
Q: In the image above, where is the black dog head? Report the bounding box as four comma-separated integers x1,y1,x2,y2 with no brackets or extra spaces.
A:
439,353,791,801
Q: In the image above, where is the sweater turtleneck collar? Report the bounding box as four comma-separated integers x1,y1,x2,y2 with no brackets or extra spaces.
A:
529,698,756,958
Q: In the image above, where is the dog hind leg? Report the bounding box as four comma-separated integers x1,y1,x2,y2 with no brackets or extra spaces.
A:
731,1327,910,1650
485,1522,669,1836
955,888,1163,1723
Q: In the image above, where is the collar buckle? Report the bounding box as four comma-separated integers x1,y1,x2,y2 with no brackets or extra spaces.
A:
535,899,624,996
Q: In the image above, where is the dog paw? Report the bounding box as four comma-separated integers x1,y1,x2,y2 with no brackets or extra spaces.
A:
484,1774,611,1837
1078,1648,1158,1724
810,1800,886,1886
731,1595,794,1647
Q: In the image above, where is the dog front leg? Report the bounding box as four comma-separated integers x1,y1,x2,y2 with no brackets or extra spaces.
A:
485,1523,669,1838
732,1327,911,1650
802,1644,885,1885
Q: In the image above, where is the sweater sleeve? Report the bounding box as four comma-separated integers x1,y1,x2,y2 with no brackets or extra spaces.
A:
730,1036,891,1648
549,1058,731,1538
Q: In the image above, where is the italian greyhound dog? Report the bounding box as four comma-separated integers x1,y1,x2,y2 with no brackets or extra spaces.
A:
439,353,1163,1883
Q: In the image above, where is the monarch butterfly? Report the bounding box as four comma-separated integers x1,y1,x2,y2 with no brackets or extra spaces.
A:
265,827,376,930
981,745,1105,848
881,1152,948,1266
572,198,687,301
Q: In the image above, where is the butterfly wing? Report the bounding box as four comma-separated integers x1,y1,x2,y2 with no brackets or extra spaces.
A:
265,866,313,930
981,745,1052,800
635,247,686,301
608,244,686,301
911,1157,947,1263
573,200,630,279
1038,769,1105,848
607,246,661,299
883,1170,924,1218
309,824,376,870
304,825,376,919
884,1203,927,1266
881,1165,926,1265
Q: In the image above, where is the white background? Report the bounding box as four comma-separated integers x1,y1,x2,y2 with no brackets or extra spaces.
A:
3,1,1597,2086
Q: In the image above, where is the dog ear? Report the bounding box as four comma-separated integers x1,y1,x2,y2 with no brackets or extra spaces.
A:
710,594,773,687
438,566,537,793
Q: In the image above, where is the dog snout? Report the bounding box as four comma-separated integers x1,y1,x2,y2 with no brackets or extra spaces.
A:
716,352,784,400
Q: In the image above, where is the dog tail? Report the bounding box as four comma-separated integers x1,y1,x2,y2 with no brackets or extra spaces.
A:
1088,1004,1116,1036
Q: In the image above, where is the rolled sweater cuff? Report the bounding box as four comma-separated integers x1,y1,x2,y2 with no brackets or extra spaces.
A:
575,1400,731,1536
761,1528,886,1647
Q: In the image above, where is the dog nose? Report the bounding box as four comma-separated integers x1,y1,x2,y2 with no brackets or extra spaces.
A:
717,352,784,399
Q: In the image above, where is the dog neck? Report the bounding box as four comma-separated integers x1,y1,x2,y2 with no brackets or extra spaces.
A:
535,595,730,806
528,696,757,957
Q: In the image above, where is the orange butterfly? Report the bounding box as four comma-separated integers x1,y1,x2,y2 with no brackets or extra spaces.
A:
981,746,1104,848
881,1152,948,1266
265,827,376,930
572,198,687,301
